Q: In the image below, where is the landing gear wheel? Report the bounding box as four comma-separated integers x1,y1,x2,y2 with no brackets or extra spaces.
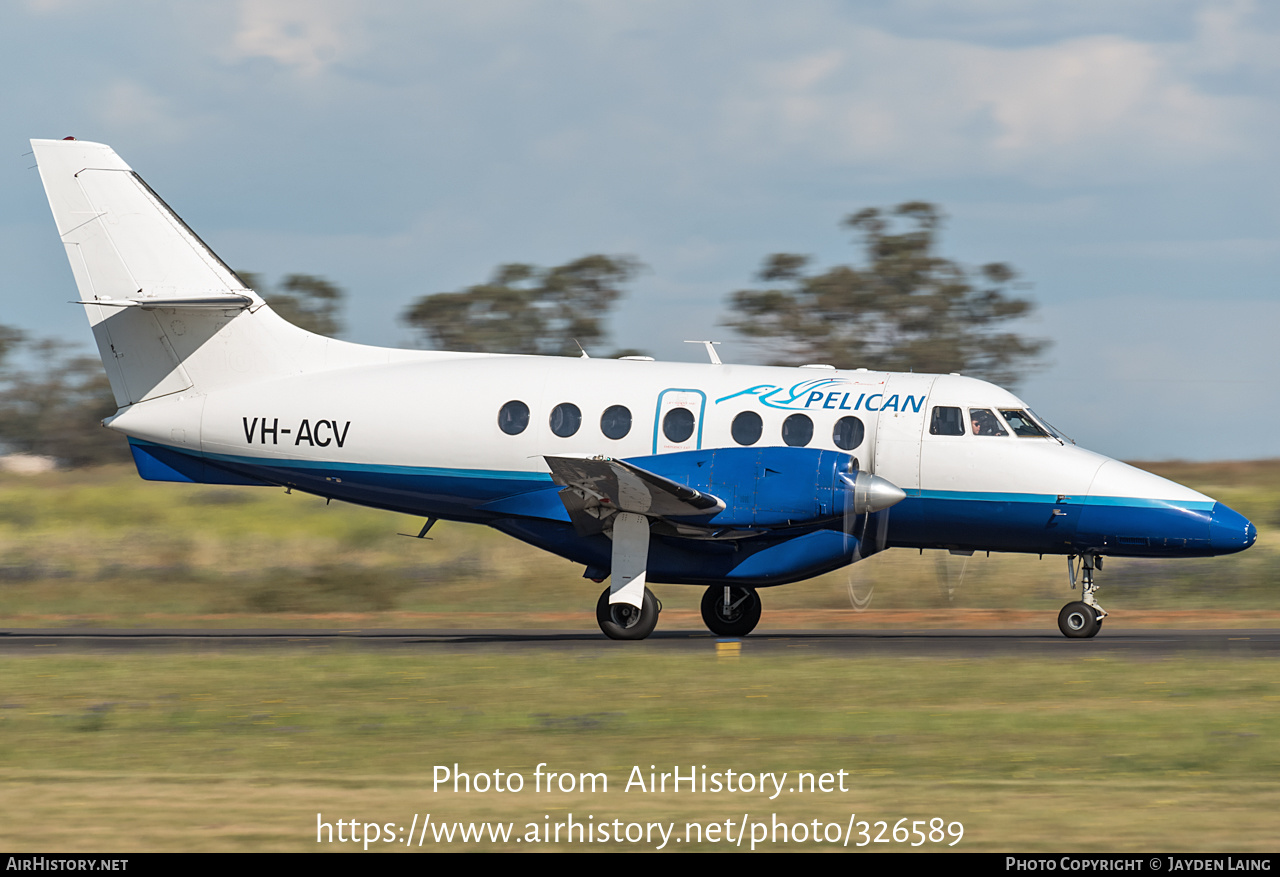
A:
1058,601,1100,639
596,586,660,640
701,586,762,637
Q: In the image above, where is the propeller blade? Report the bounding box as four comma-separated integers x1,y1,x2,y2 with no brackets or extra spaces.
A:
838,468,905,609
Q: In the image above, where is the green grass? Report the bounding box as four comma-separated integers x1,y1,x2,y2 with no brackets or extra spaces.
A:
0,650,1275,850
1,462,1276,851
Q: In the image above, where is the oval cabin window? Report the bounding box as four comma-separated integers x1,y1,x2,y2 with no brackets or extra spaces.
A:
663,407,695,443
782,413,813,447
731,411,763,446
498,400,530,436
832,416,864,450
600,405,632,440
549,403,582,438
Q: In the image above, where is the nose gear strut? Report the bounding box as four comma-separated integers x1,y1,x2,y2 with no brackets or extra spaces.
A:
1059,553,1106,638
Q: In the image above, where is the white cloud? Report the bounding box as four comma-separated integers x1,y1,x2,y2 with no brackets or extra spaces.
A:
715,13,1267,179
229,0,367,76
134,1,1272,186
1190,0,1280,73
20,0,95,11
94,79,197,143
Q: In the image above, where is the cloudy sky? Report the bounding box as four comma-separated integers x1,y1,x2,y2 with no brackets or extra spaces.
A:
3,0,1277,460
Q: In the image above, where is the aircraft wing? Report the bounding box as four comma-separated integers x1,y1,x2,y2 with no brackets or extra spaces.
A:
544,455,725,520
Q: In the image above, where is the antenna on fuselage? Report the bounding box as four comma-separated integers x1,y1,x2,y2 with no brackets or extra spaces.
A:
399,517,438,540
684,340,722,365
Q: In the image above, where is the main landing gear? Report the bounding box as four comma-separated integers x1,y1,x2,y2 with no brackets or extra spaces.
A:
596,585,660,640
593,582,765,640
701,585,762,637
1058,553,1107,639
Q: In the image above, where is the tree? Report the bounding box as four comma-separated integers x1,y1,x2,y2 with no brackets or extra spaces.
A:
0,325,24,364
0,269,348,469
726,202,1047,387
239,272,345,337
402,255,641,357
0,334,126,467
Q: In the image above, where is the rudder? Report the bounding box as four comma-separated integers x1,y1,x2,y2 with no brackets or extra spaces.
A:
32,138,266,407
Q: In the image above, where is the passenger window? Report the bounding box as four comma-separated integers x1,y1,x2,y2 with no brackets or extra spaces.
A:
498,400,530,435
731,411,763,446
663,407,695,443
600,405,632,440
549,403,582,437
832,416,864,450
969,408,1008,437
929,406,964,436
782,413,813,447
999,409,1048,438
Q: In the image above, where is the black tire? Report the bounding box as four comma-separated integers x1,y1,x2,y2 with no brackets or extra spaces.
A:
1058,601,1100,639
700,585,762,637
596,586,660,640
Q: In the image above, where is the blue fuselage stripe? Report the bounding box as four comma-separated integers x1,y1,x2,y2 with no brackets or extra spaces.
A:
156,442,1210,514
908,488,1215,512
128,440,1232,566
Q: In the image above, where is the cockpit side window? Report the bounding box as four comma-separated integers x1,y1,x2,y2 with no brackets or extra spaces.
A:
969,408,1008,437
999,409,1048,438
929,406,965,436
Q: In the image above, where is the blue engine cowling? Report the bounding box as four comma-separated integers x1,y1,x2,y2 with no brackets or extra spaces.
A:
623,446,857,529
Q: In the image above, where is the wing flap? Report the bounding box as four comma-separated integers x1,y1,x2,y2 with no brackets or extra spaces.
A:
545,455,725,519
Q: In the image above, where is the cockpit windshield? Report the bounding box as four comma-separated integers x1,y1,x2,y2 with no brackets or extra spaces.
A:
999,409,1048,438
1026,408,1074,444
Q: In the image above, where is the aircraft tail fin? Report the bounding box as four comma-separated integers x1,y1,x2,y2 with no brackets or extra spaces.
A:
31,139,313,408
33,138,444,417
33,139,260,309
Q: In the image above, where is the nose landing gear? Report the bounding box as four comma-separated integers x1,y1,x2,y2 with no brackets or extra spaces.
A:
1058,601,1099,638
1058,553,1106,639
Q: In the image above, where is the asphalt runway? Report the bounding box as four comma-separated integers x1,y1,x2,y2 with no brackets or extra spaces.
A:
1,627,1277,656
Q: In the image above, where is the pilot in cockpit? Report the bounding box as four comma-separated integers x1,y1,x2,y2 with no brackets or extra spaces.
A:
969,409,1008,436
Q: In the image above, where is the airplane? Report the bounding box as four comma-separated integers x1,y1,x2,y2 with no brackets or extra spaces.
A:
29,137,1257,640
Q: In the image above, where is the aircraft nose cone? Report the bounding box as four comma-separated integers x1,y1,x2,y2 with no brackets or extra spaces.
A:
1209,503,1256,554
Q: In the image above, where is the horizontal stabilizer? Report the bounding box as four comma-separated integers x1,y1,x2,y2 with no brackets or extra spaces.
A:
75,293,254,310
545,455,725,519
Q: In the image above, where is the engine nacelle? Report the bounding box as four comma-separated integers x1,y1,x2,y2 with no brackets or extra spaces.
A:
625,446,860,529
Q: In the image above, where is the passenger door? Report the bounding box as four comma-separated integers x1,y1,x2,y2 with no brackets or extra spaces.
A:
652,388,706,454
